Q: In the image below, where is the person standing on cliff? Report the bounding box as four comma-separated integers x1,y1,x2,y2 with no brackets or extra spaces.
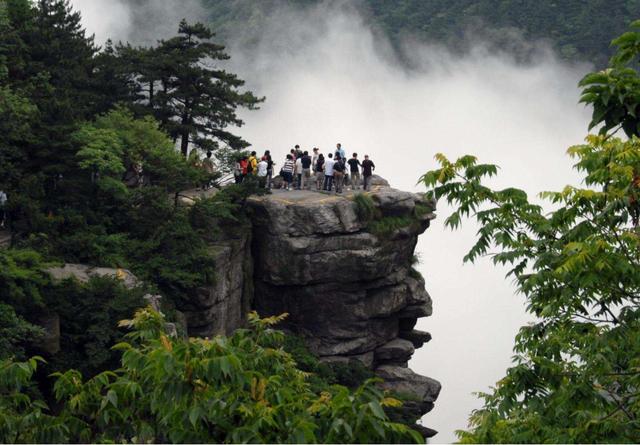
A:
333,154,346,194
248,151,258,175
264,150,274,189
315,153,325,191
294,153,303,189
282,154,296,191
362,155,376,191
201,151,215,190
257,156,269,188
323,153,335,191
347,153,362,190
300,150,312,190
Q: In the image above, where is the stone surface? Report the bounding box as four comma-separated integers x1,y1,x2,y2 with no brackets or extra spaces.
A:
376,365,442,412
319,351,374,368
375,338,415,364
183,234,253,337
400,329,432,348
246,182,441,432
46,264,140,289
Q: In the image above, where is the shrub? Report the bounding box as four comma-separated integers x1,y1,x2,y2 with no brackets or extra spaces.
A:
353,193,381,222
0,310,424,444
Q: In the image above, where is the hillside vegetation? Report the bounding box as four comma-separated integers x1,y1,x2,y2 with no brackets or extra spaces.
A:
200,0,637,66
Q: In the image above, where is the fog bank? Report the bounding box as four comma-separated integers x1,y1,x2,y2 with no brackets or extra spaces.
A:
70,0,205,45
72,2,592,441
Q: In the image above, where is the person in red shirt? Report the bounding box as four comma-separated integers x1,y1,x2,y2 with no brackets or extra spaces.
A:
239,156,249,183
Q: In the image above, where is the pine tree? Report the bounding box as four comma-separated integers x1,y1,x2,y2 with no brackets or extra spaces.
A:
122,20,263,156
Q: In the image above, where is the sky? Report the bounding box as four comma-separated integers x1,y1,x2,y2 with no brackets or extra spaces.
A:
72,1,592,441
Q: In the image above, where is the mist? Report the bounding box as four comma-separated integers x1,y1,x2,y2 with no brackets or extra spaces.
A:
74,1,592,442
70,0,205,46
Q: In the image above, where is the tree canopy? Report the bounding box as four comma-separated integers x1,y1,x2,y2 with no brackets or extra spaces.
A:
0,309,423,444
421,20,640,444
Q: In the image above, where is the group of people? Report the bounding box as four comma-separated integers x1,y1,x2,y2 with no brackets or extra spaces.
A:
281,144,376,193
235,144,376,193
233,151,274,188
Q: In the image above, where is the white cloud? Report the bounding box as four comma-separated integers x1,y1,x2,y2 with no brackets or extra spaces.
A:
71,0,205,45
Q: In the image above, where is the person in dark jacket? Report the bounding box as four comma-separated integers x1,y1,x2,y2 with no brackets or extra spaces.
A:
361,155,376,191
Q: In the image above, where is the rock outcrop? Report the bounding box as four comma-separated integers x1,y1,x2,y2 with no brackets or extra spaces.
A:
182,235,253,337
247,184,441,421
42,180,442,433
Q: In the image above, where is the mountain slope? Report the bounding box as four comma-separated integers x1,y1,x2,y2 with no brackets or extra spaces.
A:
200,0,638,67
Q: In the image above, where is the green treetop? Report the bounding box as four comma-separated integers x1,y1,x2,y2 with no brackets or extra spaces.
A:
421,21,640,444
117,20,264,157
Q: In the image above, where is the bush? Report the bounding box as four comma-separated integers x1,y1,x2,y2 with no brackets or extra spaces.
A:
353,193,381,222
0,310,424,444
0,304,44,361
368,215,416,236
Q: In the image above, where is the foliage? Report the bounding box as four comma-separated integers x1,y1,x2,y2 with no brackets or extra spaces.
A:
580,19,640,138
353,193,380,222
0,309,423,444
368,215,417,237
45,277,146,377
421,137,640,443
0,249,52,310
115,20,263,156
0,304,44,361
281,333,375,392
200,0,633,67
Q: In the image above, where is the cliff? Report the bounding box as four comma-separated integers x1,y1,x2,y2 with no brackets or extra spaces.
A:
44,179,441,434
179,179,442,431
247,184,441,422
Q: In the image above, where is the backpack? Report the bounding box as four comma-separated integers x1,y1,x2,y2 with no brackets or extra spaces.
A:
246,157,254,173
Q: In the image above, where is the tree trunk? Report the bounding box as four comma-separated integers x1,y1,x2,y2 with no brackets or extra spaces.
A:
180,112,190,157
180,131,189,157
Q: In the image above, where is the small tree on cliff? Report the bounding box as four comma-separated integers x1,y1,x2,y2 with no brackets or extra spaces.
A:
120,20,263,157
422,22,640,444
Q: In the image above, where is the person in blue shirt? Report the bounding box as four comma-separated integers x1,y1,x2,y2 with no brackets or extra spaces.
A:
335,143,346,161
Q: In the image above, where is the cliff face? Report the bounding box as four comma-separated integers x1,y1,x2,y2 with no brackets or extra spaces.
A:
44,181,441,431
245,185,441,420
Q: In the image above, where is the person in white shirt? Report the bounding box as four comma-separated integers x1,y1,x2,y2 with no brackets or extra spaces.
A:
281,155,296,191
257,158,268,188
295,156,304,189
323,153,335,191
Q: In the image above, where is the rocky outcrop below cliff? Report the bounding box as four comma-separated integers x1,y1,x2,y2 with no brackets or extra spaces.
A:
247,184,441,423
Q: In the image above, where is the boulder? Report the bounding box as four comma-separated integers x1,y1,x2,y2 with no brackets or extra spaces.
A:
319,351,374,368
369,175,390,187
399,329,432,348
375,338,415,364
46,264,140,289
372,189,417,216
376,365,441,412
